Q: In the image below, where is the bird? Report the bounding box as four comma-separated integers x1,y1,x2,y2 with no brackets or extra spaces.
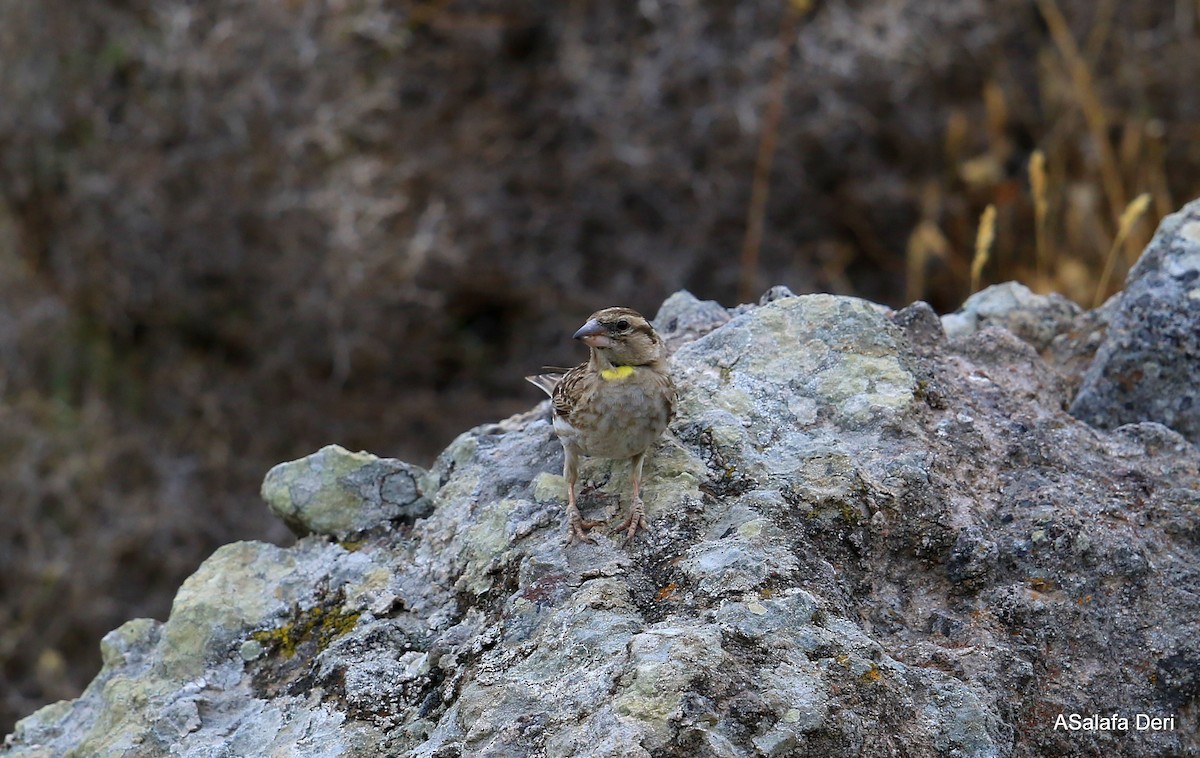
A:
526,307,676,544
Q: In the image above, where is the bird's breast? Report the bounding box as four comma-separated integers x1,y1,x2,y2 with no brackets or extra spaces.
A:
554,376,671,459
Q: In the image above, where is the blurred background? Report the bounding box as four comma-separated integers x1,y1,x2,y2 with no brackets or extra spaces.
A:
2,0,1198,733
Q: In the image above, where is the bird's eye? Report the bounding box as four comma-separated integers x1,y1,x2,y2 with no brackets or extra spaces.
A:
616,319,630,331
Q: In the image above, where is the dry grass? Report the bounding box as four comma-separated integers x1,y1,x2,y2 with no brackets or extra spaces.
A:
1094,193,1152,307
970,204,997,296
904,1,1188,307
1036,0,1127,223
1029,150,1050,278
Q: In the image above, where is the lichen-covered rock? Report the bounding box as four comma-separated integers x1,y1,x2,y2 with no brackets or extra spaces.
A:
5,541,389,757
1070,197,1200,442
7,271,1200,755
261,444,433,538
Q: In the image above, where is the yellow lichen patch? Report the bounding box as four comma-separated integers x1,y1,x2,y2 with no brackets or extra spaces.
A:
337,538,366,552
834,499,865,525
859,663,883,684
251,605,361,659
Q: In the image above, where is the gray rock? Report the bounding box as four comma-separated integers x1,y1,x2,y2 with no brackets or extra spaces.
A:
652,290,732,350
1043,297,1116,396
942,281,1082,351
891,300,947,350
758,285,796,305
7,279,1200,756
261,444,433,538
1070,198,1200,443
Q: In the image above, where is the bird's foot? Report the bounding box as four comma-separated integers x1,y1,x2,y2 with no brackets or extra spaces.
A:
615,497,649,546
566,505,605,545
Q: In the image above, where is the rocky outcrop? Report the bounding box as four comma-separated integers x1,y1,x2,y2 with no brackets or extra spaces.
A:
6,206,1200,756
1070,200,1200,442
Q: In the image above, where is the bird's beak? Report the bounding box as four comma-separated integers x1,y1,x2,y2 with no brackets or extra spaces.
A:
573,318,613,348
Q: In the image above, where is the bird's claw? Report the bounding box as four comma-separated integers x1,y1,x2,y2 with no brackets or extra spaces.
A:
566,517,606,545
615,498,649,546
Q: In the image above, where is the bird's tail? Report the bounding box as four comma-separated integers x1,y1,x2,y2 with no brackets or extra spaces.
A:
524,371,566,398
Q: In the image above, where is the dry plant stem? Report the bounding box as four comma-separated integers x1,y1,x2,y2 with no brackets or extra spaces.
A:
905,232,927,306
1036,0,1127,225
906,220,948,305
1083,0,1118,62
738,3,803,303
970,204,996,296
1029,151,1049,281
1093,193,1151,307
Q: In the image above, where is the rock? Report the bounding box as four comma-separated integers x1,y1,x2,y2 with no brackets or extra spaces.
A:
1070,198,1200,443
7,277,1200,756
942,281,1082,351
260,444,433,539
890,300,946,350
758,285,796,305
652,290,732,350
1043,297,1115,396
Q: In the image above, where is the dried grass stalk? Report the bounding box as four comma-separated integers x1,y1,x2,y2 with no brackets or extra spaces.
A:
1029,150,1050,278
1093,193,1151,307
970,204,997,295
906,220,949,304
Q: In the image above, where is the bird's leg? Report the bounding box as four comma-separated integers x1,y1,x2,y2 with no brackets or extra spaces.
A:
616,452,650,544
564,448,602,544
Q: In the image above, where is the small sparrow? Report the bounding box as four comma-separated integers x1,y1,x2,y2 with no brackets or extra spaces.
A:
527,307,676,544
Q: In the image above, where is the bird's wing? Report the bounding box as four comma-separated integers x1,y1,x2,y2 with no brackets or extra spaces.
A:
661,370,678,422
550,364,590,420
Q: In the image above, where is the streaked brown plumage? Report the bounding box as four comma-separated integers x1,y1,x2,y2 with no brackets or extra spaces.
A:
527,307,676,544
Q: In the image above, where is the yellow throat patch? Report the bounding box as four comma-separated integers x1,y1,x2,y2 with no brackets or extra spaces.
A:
600,365,635,381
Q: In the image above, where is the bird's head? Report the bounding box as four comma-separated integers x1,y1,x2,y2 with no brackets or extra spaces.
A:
573,307,666,368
